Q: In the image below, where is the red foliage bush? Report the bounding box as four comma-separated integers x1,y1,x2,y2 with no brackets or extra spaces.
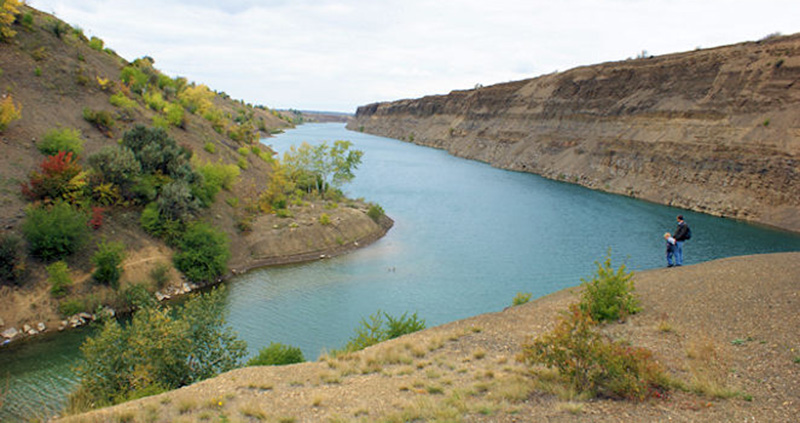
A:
21,151,83,202
89,206,105,230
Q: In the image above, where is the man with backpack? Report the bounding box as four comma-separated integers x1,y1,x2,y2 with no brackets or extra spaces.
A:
672,215,691,266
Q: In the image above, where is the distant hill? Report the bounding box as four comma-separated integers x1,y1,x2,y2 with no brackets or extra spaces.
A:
278,109,352,124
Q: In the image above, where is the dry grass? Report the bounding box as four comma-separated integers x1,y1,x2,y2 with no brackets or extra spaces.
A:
557,401,584,414
684,336,739,398
239,401,267,420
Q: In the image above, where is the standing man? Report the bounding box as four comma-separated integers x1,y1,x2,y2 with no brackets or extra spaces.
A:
673,215,691,266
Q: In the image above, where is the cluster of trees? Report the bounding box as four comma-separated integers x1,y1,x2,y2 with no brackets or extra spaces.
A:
70,288,246,411
260,140,363,212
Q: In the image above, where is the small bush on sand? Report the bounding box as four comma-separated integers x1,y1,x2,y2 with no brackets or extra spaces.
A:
248,343,305,366
578,254,640,323
522,304,669,400
339,310,426,354
367,203,384,223
512,292,532,306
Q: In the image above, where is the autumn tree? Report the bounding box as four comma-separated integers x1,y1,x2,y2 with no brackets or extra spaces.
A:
282,140,363,198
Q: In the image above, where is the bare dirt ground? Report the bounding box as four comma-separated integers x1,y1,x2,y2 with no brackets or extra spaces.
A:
58,252,800,422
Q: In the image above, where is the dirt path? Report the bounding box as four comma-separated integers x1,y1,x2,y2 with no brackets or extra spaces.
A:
58,252,800,422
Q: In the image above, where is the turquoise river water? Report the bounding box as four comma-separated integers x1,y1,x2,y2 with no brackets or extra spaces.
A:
2,123,799,420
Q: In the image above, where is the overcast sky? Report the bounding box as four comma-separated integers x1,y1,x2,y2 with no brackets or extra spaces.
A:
28,0,800,112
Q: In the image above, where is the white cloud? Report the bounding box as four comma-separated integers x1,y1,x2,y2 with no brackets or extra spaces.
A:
28,0,800,112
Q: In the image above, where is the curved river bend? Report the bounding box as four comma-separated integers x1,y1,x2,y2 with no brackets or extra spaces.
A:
3,123,800,420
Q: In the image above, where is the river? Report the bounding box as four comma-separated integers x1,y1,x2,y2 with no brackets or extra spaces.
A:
2,123,799,420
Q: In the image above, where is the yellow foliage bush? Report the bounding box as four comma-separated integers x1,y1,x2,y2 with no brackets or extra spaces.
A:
0,95,22,132
0,0,21,41
178,84,215,115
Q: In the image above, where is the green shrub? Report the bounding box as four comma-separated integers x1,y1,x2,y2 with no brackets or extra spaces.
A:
157,181,202,223
22,202,89,261
340,310,426,353
119,65,148,95
47,261,72,298
140,202,184,244
109,92,137,111
579,254,640,322
237,147,250,156
173,222,230,283
0,234,25,285
319,213,331,226
130,174,163,203
163,102,185,128
203,142,216,154
120,283,158,311
248,342,305,366
512,292,532,306
91,239,125,289
143,90,167,111
59,298,85,317
385,311,426,340
121,125,192,177
38,128,85,156
275,208,293,218
195,161,240,203
149,262,171,289
82,108,114,134
88,145,141,188
522,304,668,400
87,36,104,51
151,114,168,129
367,204,384,222
21,12,33,30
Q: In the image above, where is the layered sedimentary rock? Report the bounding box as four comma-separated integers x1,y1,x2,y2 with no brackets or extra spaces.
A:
349,34,800,232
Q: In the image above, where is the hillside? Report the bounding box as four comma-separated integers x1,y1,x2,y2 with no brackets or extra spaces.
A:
0,5,390,341
59,252,800,422
349,33,800,233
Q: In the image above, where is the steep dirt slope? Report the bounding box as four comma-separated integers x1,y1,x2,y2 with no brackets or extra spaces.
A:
349,34,800,232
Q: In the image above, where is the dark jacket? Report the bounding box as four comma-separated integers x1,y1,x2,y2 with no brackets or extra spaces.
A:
674,222,689,241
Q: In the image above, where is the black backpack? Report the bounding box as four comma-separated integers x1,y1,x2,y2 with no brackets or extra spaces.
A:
684,225,692,240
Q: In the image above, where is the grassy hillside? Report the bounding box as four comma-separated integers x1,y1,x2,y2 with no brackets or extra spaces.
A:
0,4,388,338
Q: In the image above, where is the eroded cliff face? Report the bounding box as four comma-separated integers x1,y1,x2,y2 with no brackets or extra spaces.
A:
348,34,800,232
